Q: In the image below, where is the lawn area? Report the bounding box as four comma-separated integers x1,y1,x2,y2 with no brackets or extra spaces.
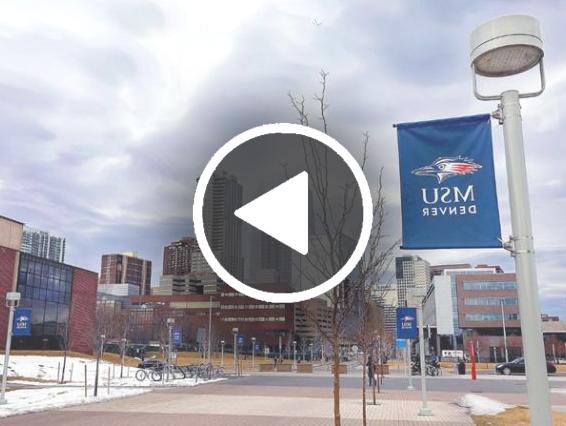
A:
473,407,566,425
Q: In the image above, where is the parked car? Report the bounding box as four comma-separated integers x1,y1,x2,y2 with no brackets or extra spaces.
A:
137,359,165,370
495,357,556,375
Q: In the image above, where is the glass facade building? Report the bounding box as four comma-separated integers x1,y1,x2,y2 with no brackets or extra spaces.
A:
14,253,73,349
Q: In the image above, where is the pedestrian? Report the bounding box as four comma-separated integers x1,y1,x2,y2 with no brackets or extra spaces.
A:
273,357,277,367
366,356,375,386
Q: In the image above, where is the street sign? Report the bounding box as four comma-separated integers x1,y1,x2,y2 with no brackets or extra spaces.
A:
171,327,182,345
13,308,31,336
396,307,417,339
396,339,407,349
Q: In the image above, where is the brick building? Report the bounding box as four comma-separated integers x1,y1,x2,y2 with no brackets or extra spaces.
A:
99,252,152,296
456,272,522,361
163,237,195,276
0,215,98,353
117,284,295,354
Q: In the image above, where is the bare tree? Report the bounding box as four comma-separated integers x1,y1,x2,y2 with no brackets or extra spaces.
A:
289,70,398,426
57,320,72,384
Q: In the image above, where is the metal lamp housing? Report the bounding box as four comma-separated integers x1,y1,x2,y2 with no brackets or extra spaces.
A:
470,15,543,77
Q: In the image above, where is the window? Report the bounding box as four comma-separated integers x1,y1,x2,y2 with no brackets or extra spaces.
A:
465,313,519,321
463,281,517,290
464,297,518,305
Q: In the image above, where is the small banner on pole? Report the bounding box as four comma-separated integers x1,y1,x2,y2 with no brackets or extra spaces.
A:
396,307,417,340
396,114,502,249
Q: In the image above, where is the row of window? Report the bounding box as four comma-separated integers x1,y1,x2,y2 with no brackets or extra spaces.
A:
464,297,518,306
465,313,519,321
221,292,241,297
221,304,285,310
222,316,286,322
462,281,517,290
19,255,73,282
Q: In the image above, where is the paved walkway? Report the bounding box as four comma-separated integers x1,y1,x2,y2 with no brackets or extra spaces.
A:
0,376,474,426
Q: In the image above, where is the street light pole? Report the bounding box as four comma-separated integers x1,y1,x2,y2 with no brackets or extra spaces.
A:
253,337,257,367
406,339,414,390
220,340,225,367
0,292,20,405
470,15,552,425
207,296,212,364
417,302,432,416
293,341,297,369
232,328,238,375
500,299,509,363
167,318,174,381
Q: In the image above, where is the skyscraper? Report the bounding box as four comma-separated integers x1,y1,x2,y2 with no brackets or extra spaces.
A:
203,172,244,280
21,226,66,263
99,252,152,296
163,236,195,275
395,255,431,307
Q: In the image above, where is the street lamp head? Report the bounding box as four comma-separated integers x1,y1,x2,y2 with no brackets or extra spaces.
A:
232,327,239,334
5,292,20,302
470,15,543,77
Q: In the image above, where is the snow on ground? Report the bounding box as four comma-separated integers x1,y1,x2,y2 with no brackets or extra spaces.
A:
1,355,118,383
0,355,226,418
1,355,225,387
0,386,149,418
456,393,514,416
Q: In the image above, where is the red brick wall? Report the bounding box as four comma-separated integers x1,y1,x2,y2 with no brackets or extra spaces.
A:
0,247,17,347
69,268,98,354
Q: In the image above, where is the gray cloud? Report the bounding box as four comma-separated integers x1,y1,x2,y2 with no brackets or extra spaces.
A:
0,0,564,317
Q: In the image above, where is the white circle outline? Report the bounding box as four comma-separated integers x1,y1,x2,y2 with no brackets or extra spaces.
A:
193,123,373,303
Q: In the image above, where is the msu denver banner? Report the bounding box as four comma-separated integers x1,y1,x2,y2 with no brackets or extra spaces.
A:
396,114,501,249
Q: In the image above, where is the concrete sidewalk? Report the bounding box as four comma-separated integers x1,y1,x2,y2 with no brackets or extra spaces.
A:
62,390,473,425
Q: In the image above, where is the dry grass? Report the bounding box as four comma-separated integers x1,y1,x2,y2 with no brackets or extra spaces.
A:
473,407,566,425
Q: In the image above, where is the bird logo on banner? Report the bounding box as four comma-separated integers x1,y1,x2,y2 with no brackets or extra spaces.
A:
412,157,482,183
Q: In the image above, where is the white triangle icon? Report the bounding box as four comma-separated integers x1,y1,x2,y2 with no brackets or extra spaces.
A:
235,171,309,255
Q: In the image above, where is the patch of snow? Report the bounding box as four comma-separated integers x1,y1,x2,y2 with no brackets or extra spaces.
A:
0,386,149,418
456,393,514,416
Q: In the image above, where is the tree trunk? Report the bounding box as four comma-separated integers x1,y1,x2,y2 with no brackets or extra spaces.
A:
332,333,341,426
60,349,67,384
362,350,367,425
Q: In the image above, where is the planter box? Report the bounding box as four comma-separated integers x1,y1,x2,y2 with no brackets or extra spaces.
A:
297,364,313,373
331,364,348,374
276,363,293,372
259,364,274,372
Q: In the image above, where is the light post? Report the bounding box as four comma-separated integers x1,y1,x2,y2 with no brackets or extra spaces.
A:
251,337,256,368
207,296,213,364
232,328,239,374
416,299,431,416
500,299,509,363
309,343,314,362
220,340,225,367
293,340,297,369
120,337,127,378
406,339,414,390
0,292,20,405
470,15,551,425
278,334,282,361
166,318,175,381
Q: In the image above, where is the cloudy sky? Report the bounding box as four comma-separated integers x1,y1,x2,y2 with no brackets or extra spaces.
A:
1,0,565,316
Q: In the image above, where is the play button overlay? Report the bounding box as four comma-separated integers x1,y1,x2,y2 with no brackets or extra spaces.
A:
193,123,372,303
234,171,309,256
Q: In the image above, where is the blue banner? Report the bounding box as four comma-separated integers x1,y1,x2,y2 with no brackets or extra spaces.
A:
396,307,417,340
171,326,182,345
13,308,32,336
396,114,501,249
396,338,407,349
